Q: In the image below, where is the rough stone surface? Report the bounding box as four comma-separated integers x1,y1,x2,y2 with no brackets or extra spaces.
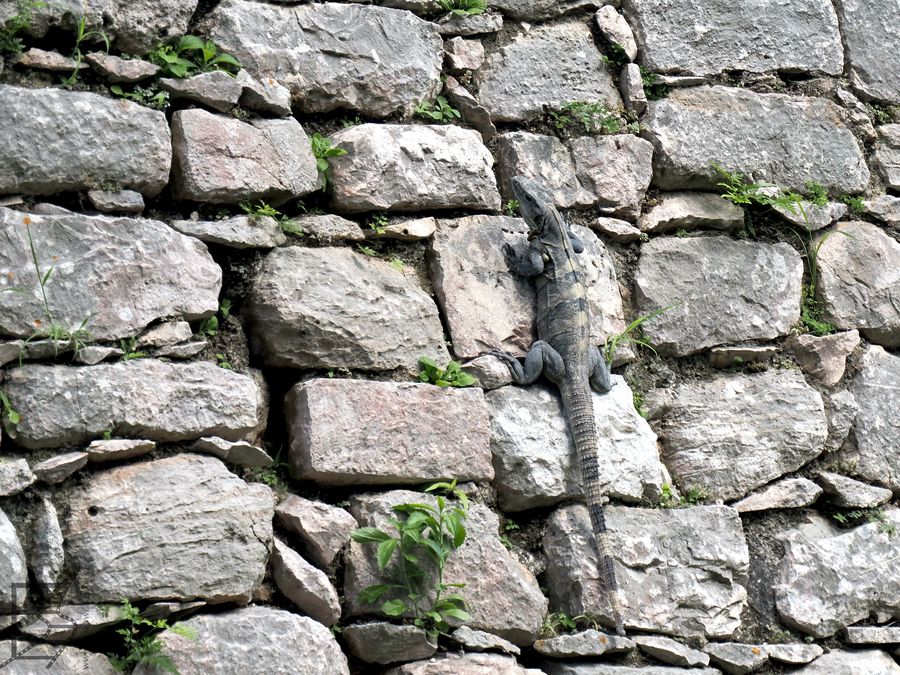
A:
246,246,448,372
462,355,514,391
343,623,437,664
488,0,600,19
86,439,156,463
444,76,497,143
275,494,358,568
619,63,647,115
0,459,35,497
286,379,491,485
635,236,803,356
85,52,159,82
434,12,503,37
475,20,620,122
192,437,273,469
29,494,63,597
201,1,442,117
87,189,145,214
533,630,635,658
235,70,293,117
152,342,206,359
0,208,220,342
0,507,26,612
864,194,900,225
785,330,860,387
844,626,900,644
386,652,540,675
826,388,859,453
638,192,744,233
834,0,900,102
595,6,637,61
790,648,900,674
271,539,340,626
18,47,87,72
159,71,242,113
20,604,127,642
346,490,547,645
874,125,900,189
74,346,121,365
0,85,171,197
643,86,869,194
136,322,192,349
444,37,485,72
295,214,366,242
329,124,500,213
5,360,265,450
63,454,273,604
817,471,893,508
732,478,822,514
708,345,779,369
772,199,847,231
634,635,710,667
764,643,823,665
591,217,642,242
451,626,520,655
0,641,116,674
371,217,437,241
488,378,666,510
545,504,748,638
171,110,318,205
32,452,88,484
704,642,768,674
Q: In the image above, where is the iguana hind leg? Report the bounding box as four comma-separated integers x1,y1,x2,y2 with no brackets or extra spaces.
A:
588,347,612,393
490,340,565,385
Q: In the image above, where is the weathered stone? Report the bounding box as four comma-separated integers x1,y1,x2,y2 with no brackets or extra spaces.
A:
387,652,540,675
286,379,491,485
595,6,637,61
5,360,265,450
152,341,206,359
293,214,365,242
87,189,145,214
142,600,206,622
776,508,900,636
863,195,900,225
488,0,600,20
434,11,503,36
633,635,710,667
785,330,860,387
20,604,127,642
371,217,437,241
343,623,437,664
638,192,744,234
772,199,847,231
825,388,859,452
834,0,900,102
0,86,171,197
444,37,485,72
201,1,442,117
475,20,620,122
192,437,273,469
18,47,87,72
704,643,768,674
444,77,497,143
817,222,900,345
732,478,823,514
0,340,21,367
591,217,642,242
0,458,35,496
171,215,285,249
0,507,26,612
0,616,21,631
534,630,635,658
643,86,869,194
488,378,666,510
818,471,893,508
74,346,121,365
329,124,500,212
429,217,626,359
545,504,748,638
844,626,900,644
136,321,192,349
87,439,156,463
246,246,448,372
635,236,803,356
619,63,647,115
0,208,219,342
28,495,63,597
271,539,340,626
171,110,318,205
708,345,779,369
875,125,900,189
63,454,272,604
647,370,826,501
462,355,514,391
791,648,900,674
31,452,88,484
85,52,159,82
235,70,292,117
133,607,349,675
159,71,242,113
0,641,116,674
451,626,520,655
346,490,547,645
764,643,823,665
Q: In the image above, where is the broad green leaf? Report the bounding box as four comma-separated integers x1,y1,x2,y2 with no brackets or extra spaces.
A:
382,599,407,616
350,527,391,543
376,538,399,569
177,35,206,53
443,607,471,621
358,584,392,604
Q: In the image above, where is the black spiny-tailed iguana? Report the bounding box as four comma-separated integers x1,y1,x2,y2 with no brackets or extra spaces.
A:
493,176,626,637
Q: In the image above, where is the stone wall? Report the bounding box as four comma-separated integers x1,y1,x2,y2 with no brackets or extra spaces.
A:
0,0,898,673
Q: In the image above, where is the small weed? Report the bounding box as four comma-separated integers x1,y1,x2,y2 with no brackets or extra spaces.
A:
102,429,113,440
549,101,621,135
603,43,629,71
110,84,169,110
603,307,671,366
0,389,21,433
804,181,828,207
657,483,709,508
340,114,363,128
499,535,512,549
149,35,240,79
871,104,892,125
831,508,896,536
504,200,520,217
63,14,109,86
503,520,520,532
219,298,232,318
389,257,405,272
418,357,477,388
714,164,803,211
540,612,604,638
632,391,647,419
310,133,347,191
0,0,44,56
639,67,669,100
368,212,389,234
357,244,377,257
240,200,304,236
437,0,486,16
119,337,146,362
415,95,461,123
675,228,689,238
108,598,196,673
243,448,290,494
214,353,232,370
196,316,218,339
839,194,865,215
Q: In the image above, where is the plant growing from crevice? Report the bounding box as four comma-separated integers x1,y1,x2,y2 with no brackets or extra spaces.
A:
239,200,305,237
310,133,347,191
839,193,865,215
0,389,21,433
437,0,486,16
548,101,621,135
110,84,169,110
656,483,709,509
603,307,671,366
107,599,196,673
367,212,389,234
148,35,240,79
503,199,520,216
418,357,476,388
639,67,669,100
0,0,44,56
415,95,461,123
119,337,146,362
540,612,605,638
62,14,109,85
831,507,897,536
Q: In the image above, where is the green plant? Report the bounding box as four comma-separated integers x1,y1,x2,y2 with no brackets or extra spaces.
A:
831,508,896,536
639,67,669,100
0,388,21,433
368,213,389,234
102,428,113,440
714,165,804,211
549,101,621,135
119,337,146,362
357,244,377,257
243,448,290,494
839,194,865,214
310,133,347,191
149,35,240,79
63,14,109,85
603,307,670,365
351,480,471,638
389,257,405,272
632,391,647,419
504,200,520,216
240,201,305,236
415,95,462,123
196,316,218,338
657,483,709,508
0,0,44,56
804,181,828,207
110,84,170,110
437,0,487,16
418,357,477,388
219,298,232,318
108,599,196,673
603,43,629,71
215,353,232,370
540,612,603,638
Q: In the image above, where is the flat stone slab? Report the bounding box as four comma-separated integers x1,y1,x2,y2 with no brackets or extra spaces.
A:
271,539,340,626
451,626,520,655
235,70,292,117
864,195,900,225
0,208,220,342
18,47,87,72
286,379,492,485
708,345,779,369
159,71,242,113
835,0,900,102
533,630,635,658
764,643,823,665
637,192,744,234
343,622,437,664
85,52,159,82
844,626,900,644
634,635,710,667
875,125,900,189
0,459,35,497
4,360,265,450
275,494,358,567
62,454,273,604
647,370,826,501
817,471,892,508
387,652,541,675
635,236,803,356
790,649,900,674
488,0,601,19
294,214,365,242
0,641,116,674
732,478,822,513
200,1,442,117
170,215,285,249
622,0,842,76
544,504,749,638
704,642,768,674
87,189,144,214
32,452,88,484
488,377,666,511
329,124,500,213
191,437,273,469
20,604,127,642
643,86,869,194
0,85,170,197
475,20,620,122
0,507,26,612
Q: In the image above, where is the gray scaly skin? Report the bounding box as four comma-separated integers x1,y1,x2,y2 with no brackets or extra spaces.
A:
494,176,626,637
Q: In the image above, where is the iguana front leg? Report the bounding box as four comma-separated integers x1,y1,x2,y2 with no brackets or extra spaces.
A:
589,347,612,393
491,340,565,386
503,241,544,278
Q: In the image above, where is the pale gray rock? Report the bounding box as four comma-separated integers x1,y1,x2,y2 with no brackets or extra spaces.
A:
488,378,666,510
657,74,709,87
704,643,768,674
5,360,265,449
86,439,155,463
496,132,582,207
444,37,485,72
647,370,826,501
31,452,87,484
533,630,634,657
343,622,437,664
434,11,504,36
328,124,500,212
63,454,273,604
776,509,900,636
818,471,893,508
0,458,35,496
836,87,878,141
132,607,349,675
451,626,520,655
0,641,116,674
708,345,779,369
634,635,710,667
785,329,860,387
444,76,497,143
643,86,869,194
201,1,442,117
171,215,285,249
816,222,900,346
544,504,748,638
136,321,192,349
346,490,547,645
152,341,206,359
28,494,63,597
275,494,358,568
862,196,900,227
844,626,900,644
638,192,744,233
370,217,437,240
159,71,242,113
591,217,642,242
825,388,859,452
246,246,449,372
18,47,87,72
20,604,127,642
732,478,822,513
772,199,847,231
0,208,219,342
235,70,292,117
74,346,121,365
271,539,340,626
635,236,803,356
171,110,318,204
294,214,365,242
834,0,900,102
475,20,620,122
192,437,273,469
286,379,492,485
874,125,900,189
791,649,900,674
619,63,647,115
85,52,159,82
87,189,145,214
488,0,600,20
142,600,206,622
462,355,514,390
0,507,26,612
0,340,21,367
764,643,823,665
387,652,540,675
595,6,637,61
0,85,171,197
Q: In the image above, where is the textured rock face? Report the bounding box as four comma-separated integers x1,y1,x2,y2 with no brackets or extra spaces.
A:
62,455,273,604
0,86,170,197
834,0,900,102
622,0,842,76
488,378,666,510
875,125,900,189
0,641,116,674
489,0,601,19
817,471,892,508
5,361,265,450
271,539,341,626
785,329,860,387
544,504,749,638
388,652,541,675
475,20,620,122
245,246,448,372
200,1,442,117
343,623,437,664
637,192,744,234
732,478,823,514
533,629,634,657
792,649,900,674
0,459,35,497
0,208,220,341
170,215,286,249
635,236,803,356
646,371,827,501
286,379,492,485
644,86,869,193
275,495,358,567
0,507,26,612
328,124,500,212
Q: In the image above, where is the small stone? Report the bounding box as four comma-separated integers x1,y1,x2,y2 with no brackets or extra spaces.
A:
0,507,26,612
638,192,744,234
87,439,156,463
874,125,900,190
235,70,292,117
444,76,497,143
87,189,145,214
772,199,848,231
271,538,341,626
20,604,126,642
764,643,823,665
74,346,121,365
817,472,893,508
533,629,635,658
31,452,88,484
0,615,21,631
293,214,365,242
85,52,159,82
170,215,286,249
657,74,708,87
864,195,900,225
159,71,242,113
619,62,647,115
704,642,768,674
136,321,193,349
732,478,823,513
451,626,520,655
444,36,485,72
591,217,642,242
462,355,513,391
789,649,900,674
369,217,437,241
29,494,63,597
843,626,900,644
343,622,437,664
634,635,710,667
825,389,858,453
0,459,35,497
708,345,779,369
785,330,860,387
17,47,88,72
0,340,22,367
595,6,638,61
275,494,358,568
192,436,273,468
151,342,207,359
434,11,503,36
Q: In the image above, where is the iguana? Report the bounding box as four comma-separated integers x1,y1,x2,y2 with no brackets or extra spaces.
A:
493,176,626,637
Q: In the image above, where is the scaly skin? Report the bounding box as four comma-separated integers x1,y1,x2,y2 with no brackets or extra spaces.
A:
494,176,626,637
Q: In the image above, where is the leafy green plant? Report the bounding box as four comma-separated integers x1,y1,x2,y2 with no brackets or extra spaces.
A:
639,67,669,100
108,599,196,673
196,316,218,338
0,0,43,56
351,480,471,638
839,194,865,214
549,101,621,135
418,357,477,388
603,307,670,365
240,200,304,236
831,508,896,536
310,133,347,191
149,35,240,78
215,353,232,370
603,43,629,71
110,84,170,110
540,612,604,638
714,164,804,212
805,181,828,207
437,0,487,16
368,213,389,234
632,391,647,419
415,95,461,123
504,200,520,216
0,389,21,432
389,257,405,272
657,483,709,508
357,244,377,257
119,337,146,362
63,14,109,85
243,447,290,494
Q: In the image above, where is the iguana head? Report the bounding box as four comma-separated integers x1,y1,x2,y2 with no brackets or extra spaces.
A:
511,176,555,233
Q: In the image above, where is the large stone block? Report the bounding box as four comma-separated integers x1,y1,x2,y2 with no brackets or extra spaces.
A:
488,0,601,19
834,0,900,102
